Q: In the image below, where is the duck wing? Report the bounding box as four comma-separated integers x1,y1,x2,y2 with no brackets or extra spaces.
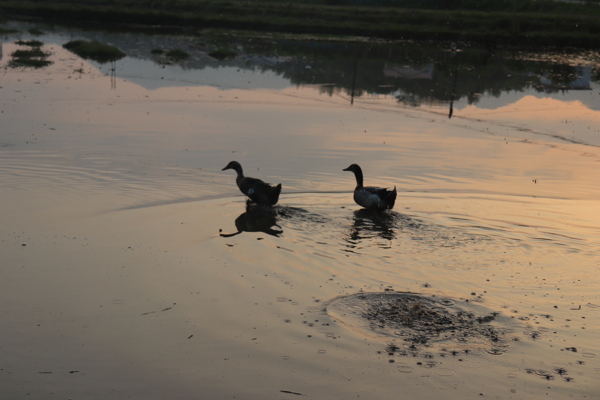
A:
356,186,397,210
238,177,281,206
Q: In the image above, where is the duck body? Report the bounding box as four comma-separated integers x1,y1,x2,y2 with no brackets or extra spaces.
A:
222,161,282,206
343,164,396,211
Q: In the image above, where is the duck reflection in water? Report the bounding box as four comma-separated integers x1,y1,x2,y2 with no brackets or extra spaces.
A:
345,209,397,248
220,201,283,238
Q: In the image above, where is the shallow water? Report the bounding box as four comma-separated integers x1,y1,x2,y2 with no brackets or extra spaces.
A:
1,23,599,399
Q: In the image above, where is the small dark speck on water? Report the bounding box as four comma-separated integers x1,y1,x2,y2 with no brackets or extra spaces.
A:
280,390,304,396
21,244,26,246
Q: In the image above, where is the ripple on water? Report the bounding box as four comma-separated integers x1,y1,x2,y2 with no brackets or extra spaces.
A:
276,204,488,262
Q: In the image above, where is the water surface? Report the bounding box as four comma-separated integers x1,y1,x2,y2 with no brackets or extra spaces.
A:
1,22,599,399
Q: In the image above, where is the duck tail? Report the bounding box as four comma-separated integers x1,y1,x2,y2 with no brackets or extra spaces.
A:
268,183,282,206
387,186,397,210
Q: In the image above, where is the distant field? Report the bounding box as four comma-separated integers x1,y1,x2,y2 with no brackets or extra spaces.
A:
1,0,599,47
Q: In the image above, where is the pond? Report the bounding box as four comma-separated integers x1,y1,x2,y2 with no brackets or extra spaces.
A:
1,21,599,400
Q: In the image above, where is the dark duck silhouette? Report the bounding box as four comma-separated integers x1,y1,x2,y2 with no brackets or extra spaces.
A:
222,161,282,206
343,164,397,211
220,202,282,238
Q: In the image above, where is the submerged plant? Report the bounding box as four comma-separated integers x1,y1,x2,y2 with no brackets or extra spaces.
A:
63,40,125,63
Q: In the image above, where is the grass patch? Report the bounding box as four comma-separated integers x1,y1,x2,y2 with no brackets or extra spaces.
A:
150,48,164,54
9,46,52,68
15,39,43,47
1,0,600,47
9,58,52,68
28,28,44,35
165,48,189,61
63,40,126,63
208,48,237,61
12,48,47,58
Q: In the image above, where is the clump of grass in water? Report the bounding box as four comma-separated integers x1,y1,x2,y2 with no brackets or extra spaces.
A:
150,48,164,55
15,40,43,47
165,48,189,61
9,43,52,68
12,49,46,58
208,48,237,61
63,40,125,63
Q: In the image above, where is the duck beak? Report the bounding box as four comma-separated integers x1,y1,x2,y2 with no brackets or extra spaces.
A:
342,166,350,171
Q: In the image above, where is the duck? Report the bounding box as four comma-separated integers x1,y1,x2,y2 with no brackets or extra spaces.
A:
343,164,397,211
222,161,282,206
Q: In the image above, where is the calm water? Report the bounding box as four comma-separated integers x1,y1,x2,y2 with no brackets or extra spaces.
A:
1,21,599,399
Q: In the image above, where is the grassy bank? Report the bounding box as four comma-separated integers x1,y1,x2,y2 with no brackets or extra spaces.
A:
1,0,599,47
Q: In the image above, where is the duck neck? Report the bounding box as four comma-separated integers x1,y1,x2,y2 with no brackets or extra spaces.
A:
353,169,364,188
233,164,244,179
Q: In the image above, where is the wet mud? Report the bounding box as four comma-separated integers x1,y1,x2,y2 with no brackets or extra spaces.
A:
326,292,515,355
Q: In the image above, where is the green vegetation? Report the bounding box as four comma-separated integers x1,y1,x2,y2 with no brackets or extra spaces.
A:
63,40,126,63
1,0,600,47
165,48,190,61
208,48,237,61
12,48,46,58
16,39,43,47
150,48,189,65
9,46,52,68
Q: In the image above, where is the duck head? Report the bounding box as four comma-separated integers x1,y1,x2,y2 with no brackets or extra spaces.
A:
343,164,361,174
222,161,243,174
343,164,364,187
